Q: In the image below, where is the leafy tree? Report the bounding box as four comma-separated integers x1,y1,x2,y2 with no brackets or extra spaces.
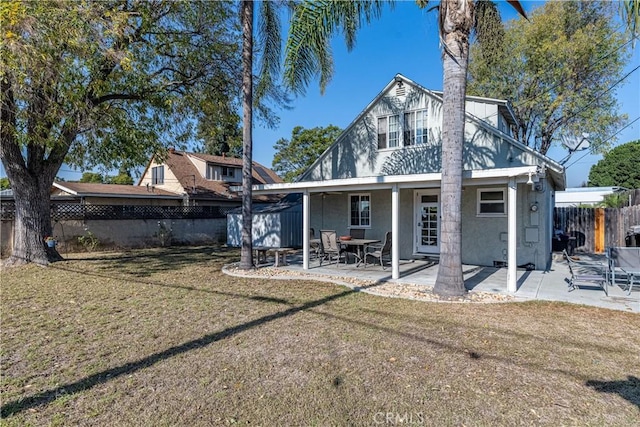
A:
468,1,628,155
600,192,631,208
197,111,243,158
79,172,104,183
588,140,640,189
0,177,9,190
107,167,135,185
273,125,342,182
284,0,526,297
0,1,245,265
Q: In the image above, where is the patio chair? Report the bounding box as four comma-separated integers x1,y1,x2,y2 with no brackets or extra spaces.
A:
364,231,392,269
564,249,608,296
309,228,320,260
320,230,346,267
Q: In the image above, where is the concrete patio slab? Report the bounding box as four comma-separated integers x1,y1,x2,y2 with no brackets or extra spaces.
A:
251,252,639,313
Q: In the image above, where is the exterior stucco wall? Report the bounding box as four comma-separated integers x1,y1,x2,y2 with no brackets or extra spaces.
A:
301,86,546,182
1,219,227,256
461,181,553,270
306,182,554,269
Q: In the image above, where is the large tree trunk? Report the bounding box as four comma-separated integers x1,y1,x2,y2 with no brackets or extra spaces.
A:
6,172,63,266
239,0,254,270
1,72,66,266
434,0,474,297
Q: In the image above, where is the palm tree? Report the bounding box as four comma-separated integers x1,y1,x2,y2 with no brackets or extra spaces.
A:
239,0,286,270
240,0,254,270
621,0,639,42
284,0,526,296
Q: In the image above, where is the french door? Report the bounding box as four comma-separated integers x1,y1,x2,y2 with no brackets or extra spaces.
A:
415,191,440,254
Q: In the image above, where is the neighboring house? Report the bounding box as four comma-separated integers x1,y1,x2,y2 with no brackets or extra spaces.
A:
246,74,566,291
555,187,626,207
137,149,283,207
51,181,184,205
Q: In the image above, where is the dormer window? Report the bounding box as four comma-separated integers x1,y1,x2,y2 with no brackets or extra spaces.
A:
221,167,235,178
206,163,238,181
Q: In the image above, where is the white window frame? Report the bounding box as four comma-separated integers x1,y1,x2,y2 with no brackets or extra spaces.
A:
377,114,400,149
349,193,371,228
477,187,507,217
151,165,164,185
403,109,428,146
221,166,235,178
206,164,215,180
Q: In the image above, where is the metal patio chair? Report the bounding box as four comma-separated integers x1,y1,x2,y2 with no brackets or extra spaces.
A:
320,230,346,267
364,231,392,269
564,250,608,296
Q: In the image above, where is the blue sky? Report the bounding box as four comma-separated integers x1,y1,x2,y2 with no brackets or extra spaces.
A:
250,0,639,188
3,1,639,188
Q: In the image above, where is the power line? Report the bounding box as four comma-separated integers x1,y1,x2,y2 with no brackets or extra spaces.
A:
565,115,640,169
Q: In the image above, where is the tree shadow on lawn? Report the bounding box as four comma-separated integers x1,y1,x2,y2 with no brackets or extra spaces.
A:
0,279,374,417
63,245,239,277
4,256,636,417
586,376,640,409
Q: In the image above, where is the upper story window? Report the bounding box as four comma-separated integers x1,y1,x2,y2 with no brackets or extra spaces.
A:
151,166,164,185
378,109,427,149
477,188,506,217
377,115,399,149
206,164,237,180
349,193,371,228
404,110,428,146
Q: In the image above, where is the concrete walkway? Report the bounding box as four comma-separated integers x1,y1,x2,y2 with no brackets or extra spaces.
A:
255,252,639,313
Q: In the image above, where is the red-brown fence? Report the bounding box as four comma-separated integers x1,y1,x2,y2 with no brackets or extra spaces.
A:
554,205,640,253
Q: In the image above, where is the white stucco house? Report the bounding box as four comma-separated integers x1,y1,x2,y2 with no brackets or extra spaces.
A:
247,74,566,292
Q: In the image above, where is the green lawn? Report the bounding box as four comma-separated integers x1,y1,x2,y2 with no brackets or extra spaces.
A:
1,246,639,426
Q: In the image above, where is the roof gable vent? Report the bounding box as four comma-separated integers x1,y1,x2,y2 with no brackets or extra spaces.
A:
396,85,406,97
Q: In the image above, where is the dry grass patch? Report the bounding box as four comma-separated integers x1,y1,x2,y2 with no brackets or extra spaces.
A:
1,246,639,426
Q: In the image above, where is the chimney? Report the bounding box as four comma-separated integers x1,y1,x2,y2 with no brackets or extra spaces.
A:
222,152,225,159
169,147,175,153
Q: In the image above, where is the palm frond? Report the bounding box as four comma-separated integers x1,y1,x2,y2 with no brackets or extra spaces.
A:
255,0,282,102
284,0,389,95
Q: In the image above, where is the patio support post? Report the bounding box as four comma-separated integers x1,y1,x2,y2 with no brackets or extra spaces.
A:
303,189,310,270
392,184,400,279
507,177,517,292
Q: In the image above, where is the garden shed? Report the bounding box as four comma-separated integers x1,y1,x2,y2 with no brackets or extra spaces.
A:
227,193,302,248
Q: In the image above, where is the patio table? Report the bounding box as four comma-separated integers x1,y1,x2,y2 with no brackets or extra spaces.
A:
339,238,380,266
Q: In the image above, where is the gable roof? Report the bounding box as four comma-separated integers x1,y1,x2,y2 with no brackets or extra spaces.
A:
296,73,564,187
52,182,183,199
140,149,283,202
187,152,282,185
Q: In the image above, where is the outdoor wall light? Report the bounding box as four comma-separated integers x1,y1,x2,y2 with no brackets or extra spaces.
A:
527,172,534,186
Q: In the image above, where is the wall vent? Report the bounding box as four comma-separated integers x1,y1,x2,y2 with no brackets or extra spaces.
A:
396,86,406,97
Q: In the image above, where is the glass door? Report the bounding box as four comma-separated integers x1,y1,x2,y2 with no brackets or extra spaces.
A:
415,191,440,254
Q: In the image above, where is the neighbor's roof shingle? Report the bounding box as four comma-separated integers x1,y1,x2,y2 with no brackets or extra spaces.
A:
163,150,282,201
53,182,182,198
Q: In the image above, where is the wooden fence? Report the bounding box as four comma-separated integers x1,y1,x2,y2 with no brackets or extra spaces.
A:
554,205,640,253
